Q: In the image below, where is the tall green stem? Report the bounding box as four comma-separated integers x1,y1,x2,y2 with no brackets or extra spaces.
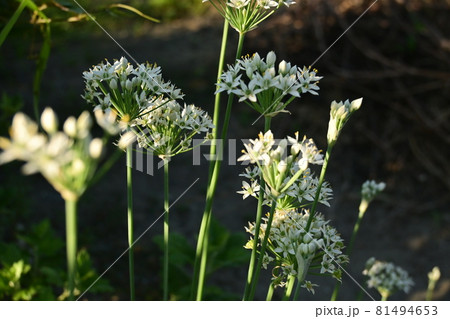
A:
305,144,333,231
190,19,229,301
266,282,275,301
331,204,367,300
243,116,271,300
282,275,296,301
163,161,170,301
293,280,301,300
65,199,78,301
126,145,135,300
248,199,277,301
192,32,246,301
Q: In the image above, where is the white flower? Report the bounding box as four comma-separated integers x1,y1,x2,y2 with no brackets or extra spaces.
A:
237,180,260,199
245,209,347,290
363,258,414,299
228,0,250,9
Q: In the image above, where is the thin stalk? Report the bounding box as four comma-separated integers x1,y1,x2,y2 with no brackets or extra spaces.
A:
192,31,246,301
266,282,275,301
305,144,333,231
381,293,389,301
126,144,135,300
282,275,296,301
243,116,271,300
293,280,301,300
190,18,229,300
65,199,78,301
163,161,170,301
248,199,277,301
331,204,367,300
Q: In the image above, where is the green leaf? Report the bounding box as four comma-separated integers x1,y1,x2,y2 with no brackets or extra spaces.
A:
0,0,27,47
108,4,159,23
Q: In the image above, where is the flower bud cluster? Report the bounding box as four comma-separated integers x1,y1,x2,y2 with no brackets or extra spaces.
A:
245,209,348,292
327,98,362,146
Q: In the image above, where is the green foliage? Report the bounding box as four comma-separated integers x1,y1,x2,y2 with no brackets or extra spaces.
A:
131,0,207,21
0,93,23,136
0,219,113,300
154,218,248,300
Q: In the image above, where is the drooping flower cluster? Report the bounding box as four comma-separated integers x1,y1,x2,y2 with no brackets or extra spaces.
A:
363,257,414,300
83,57,183,123
132,97,214,159
245,209,348,293
217,52,322,117
359,180,386,212
238,130,324,198
327,98,362,146
203,1,296,34
0,108,124,201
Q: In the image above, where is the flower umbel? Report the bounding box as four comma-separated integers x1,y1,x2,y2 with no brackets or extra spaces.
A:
217,52,322,117
83,57,184,123
363,257,414,300
132,98,214,159
0,107,122,201
359,180,386,212
238,130,324,198
203,1,295,34
245,209,348,290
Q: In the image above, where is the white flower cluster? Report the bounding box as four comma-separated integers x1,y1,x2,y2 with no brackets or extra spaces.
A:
327,98,362,146
238,130,323,198
132,98,214,159
238,166,333,209
83,57,183,122
245,209,348,292
363,257,414,299
0,108,124,201
203,1,295,34
217,52,322,117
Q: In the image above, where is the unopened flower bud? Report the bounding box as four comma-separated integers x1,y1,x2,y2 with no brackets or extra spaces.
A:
41,107,58,134
89,138,103,159
63,117,77,138
266,51,276,67
110,78,118,90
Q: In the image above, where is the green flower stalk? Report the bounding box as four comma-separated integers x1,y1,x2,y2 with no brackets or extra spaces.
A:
363,257,414,301
0,107,124,300
305,98,363,232
203,0,295,34
132,98,213,300
83,57,183,300
331,179,385,300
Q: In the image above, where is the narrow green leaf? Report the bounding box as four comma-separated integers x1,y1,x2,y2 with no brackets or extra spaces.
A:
108,4,160,23
0,0,28,47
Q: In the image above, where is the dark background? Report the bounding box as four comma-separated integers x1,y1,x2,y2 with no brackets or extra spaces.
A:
0,0,449,300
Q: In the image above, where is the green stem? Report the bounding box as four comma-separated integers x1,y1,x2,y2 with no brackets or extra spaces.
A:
248,199,277,301
282,275,296,301
266,282,275,301
293,280,301,300
190,18,229,301
192,31,246,301
65,199,78,301
126,145,135,301
305,144,333,231
0,0,27,47
163,161,170,301
243,116,271,301
331,204,367,300
381,293,389,301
